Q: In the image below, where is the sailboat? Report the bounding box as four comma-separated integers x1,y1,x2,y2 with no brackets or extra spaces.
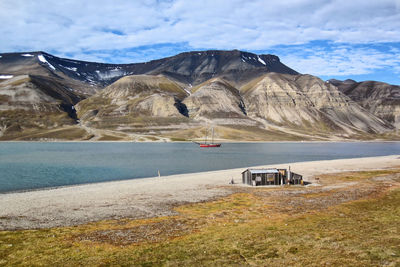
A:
199,127,221,147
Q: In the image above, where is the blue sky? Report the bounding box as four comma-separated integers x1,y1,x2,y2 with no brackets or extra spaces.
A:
1,0,400,84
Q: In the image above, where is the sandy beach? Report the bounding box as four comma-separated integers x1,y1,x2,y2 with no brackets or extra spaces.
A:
0,155,399,230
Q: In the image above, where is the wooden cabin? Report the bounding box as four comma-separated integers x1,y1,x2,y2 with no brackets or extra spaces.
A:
290,172,303,185
242,168,303,186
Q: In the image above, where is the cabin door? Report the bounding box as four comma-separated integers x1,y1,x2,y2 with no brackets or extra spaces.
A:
256,175,261,186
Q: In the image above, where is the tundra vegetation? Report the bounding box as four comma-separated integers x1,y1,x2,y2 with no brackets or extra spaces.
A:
0,169,399,266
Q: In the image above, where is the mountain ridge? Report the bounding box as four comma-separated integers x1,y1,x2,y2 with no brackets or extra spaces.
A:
329,79,400,129
0,50,298,88
0,50,398,141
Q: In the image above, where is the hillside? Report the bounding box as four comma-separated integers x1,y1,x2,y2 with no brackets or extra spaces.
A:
329,79,400,129
0,50,398,141
242,74,392,137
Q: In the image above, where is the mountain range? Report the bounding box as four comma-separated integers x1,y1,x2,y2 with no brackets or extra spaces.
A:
0,50,398,141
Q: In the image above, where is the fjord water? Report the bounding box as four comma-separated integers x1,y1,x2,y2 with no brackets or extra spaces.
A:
0,142,398,193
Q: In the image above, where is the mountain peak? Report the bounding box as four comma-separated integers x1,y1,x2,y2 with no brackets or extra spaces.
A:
0,49,298,87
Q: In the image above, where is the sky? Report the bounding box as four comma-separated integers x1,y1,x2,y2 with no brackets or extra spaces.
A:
1,0,400,84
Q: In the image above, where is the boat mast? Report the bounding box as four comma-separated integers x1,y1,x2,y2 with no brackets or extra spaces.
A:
212,127,214,144
205,127,208,144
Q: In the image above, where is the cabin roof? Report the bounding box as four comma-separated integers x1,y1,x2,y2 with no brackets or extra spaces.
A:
243,168,280,174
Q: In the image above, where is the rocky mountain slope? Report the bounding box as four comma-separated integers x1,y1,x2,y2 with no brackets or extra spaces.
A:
242,74,392,136
329,79,400,129
0,50,398,141
0,74,87,139
75,75,190,138
183,78,248,121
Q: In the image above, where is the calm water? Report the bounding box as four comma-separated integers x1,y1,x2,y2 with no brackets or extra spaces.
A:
0,142,398,193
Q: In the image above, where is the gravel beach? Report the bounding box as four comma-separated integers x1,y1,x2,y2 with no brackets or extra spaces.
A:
0,155,398,230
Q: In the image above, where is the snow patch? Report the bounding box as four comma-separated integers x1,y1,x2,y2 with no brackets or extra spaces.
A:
60,65,77,71
184,88,192,95
21,54,34,57
0,75,13,79
257,56,266,65
38,55,56,71
37,55,46,63
95,69,125,80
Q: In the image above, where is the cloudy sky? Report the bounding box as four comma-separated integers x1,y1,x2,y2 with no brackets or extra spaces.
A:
1,0,400,84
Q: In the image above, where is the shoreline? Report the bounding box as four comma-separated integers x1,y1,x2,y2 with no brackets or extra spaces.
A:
1,140,399,144
0,155,399,230
1,153,400,195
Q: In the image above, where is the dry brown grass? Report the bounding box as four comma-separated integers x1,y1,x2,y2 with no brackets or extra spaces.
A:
1,170,399,266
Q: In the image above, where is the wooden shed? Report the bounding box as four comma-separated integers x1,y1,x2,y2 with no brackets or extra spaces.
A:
242,168,287,186
290,172,303,185
241,168,303,186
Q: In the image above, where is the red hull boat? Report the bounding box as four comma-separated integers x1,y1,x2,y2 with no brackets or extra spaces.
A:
199,143,221,148
197,127,221,148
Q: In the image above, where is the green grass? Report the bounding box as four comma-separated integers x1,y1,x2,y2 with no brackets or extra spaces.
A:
218,125,308,141
319,169,400,182
169,137,187,141
0,110,79,140
0,171,399,266
97,134,125,141
75,97,111,118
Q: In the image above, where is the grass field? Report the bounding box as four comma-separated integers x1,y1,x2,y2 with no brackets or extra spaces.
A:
0,170,399,266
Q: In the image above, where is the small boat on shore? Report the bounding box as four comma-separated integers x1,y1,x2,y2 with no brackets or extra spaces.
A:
196,127,221,148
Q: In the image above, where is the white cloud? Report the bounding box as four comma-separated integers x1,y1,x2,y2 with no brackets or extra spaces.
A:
1,0,400,54
0,0,400,82
278,44,400,76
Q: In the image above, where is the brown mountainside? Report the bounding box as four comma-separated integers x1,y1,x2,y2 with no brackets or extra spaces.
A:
329,79,400,129
0,50,398,141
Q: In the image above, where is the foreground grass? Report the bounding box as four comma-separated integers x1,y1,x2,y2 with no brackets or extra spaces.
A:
318,169,400,183
0,171,399,266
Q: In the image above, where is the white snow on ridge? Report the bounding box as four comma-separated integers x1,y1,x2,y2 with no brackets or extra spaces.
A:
0,75,13,79
38,55,56,71
22,54,34,57
60,65,77,71
257,56,266,66
65,66,77,71
96,69,125,80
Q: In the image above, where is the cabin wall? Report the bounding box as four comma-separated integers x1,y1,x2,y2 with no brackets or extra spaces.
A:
250,172,281,186
290,172,303,185
242,169,302,186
